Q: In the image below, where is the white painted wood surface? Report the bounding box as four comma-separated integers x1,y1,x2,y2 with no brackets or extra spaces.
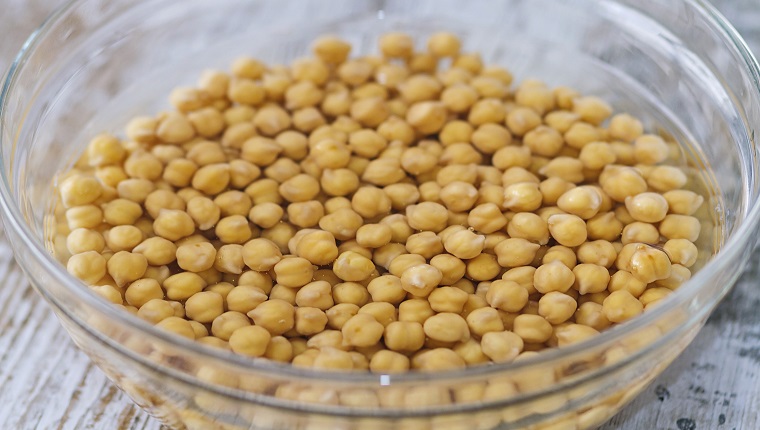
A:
1,1,759,429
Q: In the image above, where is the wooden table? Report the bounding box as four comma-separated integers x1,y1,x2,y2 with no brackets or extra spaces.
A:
1,1,759,428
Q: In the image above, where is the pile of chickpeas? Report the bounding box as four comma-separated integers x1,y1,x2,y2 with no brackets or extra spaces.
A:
56,32,707,373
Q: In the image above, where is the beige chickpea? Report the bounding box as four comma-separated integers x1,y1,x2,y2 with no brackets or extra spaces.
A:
292,281,333,311
578,141,617,170
215,215,253,244
480,331,524,363
602,290,644,323
67,251,107,285
263,157,300,183
405,101,447,135
467,203,507,234
293,307,328,336
351,186,392,219
228,325,272,358
210,311,251,341
246,299,294,336
503,182,543,212
405,201,448,233
507,212,549,245
66,228,105,255
382,321,425,353
423,313,470,343
183,196,219,231
620,222,660,245
312,35,351,64
608,113,643,142
325,303,360,330
116,178,155,204
623,192,669,223
494,238,540,267
543,245,577,270
59,175,103,208
441,229,484,260
505,107,541,137
379,32,414,58
399,264,443,298
633,134,669,165
182,291,224,324
105,225,143,252
570,263,610,295
663,238,699,267
332,251,375,282
547,214,587,247
465,253,500,281
125,116,158,143
339,313,384,348
572,96,612,125
551,324,600,348
556,186,603,220
586,211,624,241
106,251,148,287
486,280,529,313
272,257,314,288
576,240,617,268
659,214,701,242
512,314,553,344
399,74,442,103
382,184,420,212
247,202,284,229
437,181,478,212
241,238,282,272
662,190,704,215
422,255,464,288
156,112,196,144
87,134,126,167
616,243,672,284
245,178,284,205
514,83,554,114
534,260,575,294
225,285,267,314
132,237,177,266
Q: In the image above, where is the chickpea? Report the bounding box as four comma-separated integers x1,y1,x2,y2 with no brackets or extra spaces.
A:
352,186,392,219
406,201,449,232
481,331,524,363
439,181,479,212
571,263,611,295
273,257,314,288
503,182,543,212
586,211,623,241
576,240,617,268
66,228,105,255
507,212,549,245
406,101,447,134
633,135,669,165
67,251,107,284
340,313,384,348
494,238,540,267
423,313,470,343
534,260,575,294
663,189,704,215
105,225,144,252
443,229,485,260
59,175,102,208
663,238,699,268
400,264,443,297
659,214,701,242
467,203,507,234
547,214,587,247
486,280,529,313
333,251,375,282
247,299,295,335
616,243,672,284
379,32,414,58
602,290,643,323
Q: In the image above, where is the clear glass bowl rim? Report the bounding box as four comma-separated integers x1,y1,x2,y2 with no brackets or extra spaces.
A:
0,0,758,398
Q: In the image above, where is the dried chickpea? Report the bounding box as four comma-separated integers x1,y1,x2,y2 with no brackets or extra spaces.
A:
67,251,107,284
400,264,442,298
663,238,699,267
248,202,284,228
273,257,314,288
534,260,575,294
663,190,704,215
105,225,143,252
547,214,587,247
659,214,701,242
66,228,105,255
503,182,543,212
481,331,524,363
59,175,102,208
494,238,540,268
379,32,414,58
486,280,529,313
602,290,644,323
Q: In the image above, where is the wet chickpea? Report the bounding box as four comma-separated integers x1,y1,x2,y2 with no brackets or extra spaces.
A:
57,32,710,372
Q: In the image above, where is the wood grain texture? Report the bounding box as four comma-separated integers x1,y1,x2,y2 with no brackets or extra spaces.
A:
1,1,759,429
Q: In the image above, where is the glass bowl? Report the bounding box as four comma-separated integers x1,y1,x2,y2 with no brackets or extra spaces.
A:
2,0,760,429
